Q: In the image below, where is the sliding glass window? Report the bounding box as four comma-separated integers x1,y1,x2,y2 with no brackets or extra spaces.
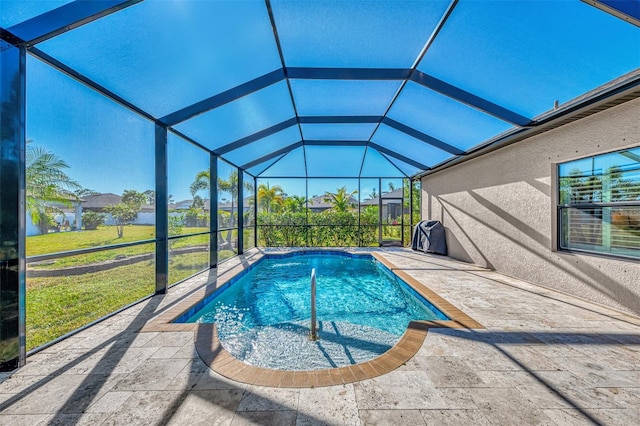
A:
558,147,640,259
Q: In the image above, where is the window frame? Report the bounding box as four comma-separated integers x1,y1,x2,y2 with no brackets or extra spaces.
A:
556,147,640,261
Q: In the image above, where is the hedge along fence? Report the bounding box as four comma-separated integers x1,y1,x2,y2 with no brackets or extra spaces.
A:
257,208,382,247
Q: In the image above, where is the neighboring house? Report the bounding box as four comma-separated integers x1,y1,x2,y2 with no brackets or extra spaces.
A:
26,200,82,237
169,198,208,212
217,196,254,214
81,193,155,226
169,197,253,228
361,188,404,220
27,194,256,236
307,195,358,213
169,197,253,214
80,193,123,211
169,198,209,227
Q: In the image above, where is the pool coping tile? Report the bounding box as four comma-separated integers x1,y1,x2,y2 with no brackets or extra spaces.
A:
140,249,483,387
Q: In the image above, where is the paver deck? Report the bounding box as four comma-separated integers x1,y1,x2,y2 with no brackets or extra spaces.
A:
1,248,639,425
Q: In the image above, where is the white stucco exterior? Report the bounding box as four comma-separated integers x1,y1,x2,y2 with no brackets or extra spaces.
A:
421,97,640,316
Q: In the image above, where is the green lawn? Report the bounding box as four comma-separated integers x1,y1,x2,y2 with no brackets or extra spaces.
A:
25,225,212,350
0,339,18,366
168,251,210,288
27,225,210,256
24,222,404,351
26,247,215,350
27,225,155,256
26,261,155,349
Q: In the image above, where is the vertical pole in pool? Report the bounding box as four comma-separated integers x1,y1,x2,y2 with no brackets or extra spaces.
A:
310,268,318,341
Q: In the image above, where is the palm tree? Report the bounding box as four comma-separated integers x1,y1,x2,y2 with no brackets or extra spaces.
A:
368,187,378,200
324,186,358,213
190,169,210,197
26,143,81,234
74,188,99,198
190,169,253,245
283,195,307,213
257,182,284,214
218,171,239,228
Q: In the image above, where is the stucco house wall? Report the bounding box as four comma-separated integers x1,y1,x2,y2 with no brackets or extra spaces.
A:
421,97,640,316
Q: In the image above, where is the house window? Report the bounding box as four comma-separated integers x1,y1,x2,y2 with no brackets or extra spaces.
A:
558,147,640,259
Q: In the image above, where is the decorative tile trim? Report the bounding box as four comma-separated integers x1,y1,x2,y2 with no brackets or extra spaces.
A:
192,320,429,388
141,249,483,387
371,253,484,329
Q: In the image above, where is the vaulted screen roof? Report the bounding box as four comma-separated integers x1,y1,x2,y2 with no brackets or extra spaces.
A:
2,0,639,178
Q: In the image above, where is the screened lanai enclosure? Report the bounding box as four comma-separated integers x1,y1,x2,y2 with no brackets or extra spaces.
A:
1,0,639,370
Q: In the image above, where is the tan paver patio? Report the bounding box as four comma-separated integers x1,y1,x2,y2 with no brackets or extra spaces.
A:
1,248,639,425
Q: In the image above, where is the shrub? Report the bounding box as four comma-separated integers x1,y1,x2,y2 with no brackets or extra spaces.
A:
82,211,105,230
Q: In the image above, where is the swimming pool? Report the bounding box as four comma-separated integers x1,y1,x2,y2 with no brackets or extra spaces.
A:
177,251,448,370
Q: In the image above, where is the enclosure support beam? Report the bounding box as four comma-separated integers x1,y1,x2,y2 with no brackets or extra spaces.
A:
381,118,465,155
378,179,383,247
0,41,27,371
409,179,415,247
160,70,285,126
357,178,363,246
410,71,531,126
154,125,168,294
237,170,244,255
582,0,640,27
254,176,258,249
214,118,297,155
210,155,218,268
369,143,432,171
6,0,141,46
240,141,303,170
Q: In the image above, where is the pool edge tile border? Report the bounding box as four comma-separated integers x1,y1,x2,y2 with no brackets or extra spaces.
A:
141,249,483,388
371,252,484,330
191,320,430,388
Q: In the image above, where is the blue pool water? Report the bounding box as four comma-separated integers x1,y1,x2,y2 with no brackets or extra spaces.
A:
180,252,447,369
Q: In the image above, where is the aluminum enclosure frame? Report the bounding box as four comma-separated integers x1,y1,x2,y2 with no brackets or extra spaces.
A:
1,0,638,370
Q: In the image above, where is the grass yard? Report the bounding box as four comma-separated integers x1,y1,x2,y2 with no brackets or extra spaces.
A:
25,226,213,350
27,225,210,257
26,261,155,350
21,221,403,351
168,251,209,287
26,247,215,350
0,339,18,366
27,226,209,269
27,225,156,256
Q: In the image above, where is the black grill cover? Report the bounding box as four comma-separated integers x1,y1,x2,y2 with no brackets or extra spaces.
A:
412,220,447,255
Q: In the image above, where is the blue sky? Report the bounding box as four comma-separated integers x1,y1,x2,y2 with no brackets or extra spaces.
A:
21,0,640,202
27,55,218,202
27,55,157,197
